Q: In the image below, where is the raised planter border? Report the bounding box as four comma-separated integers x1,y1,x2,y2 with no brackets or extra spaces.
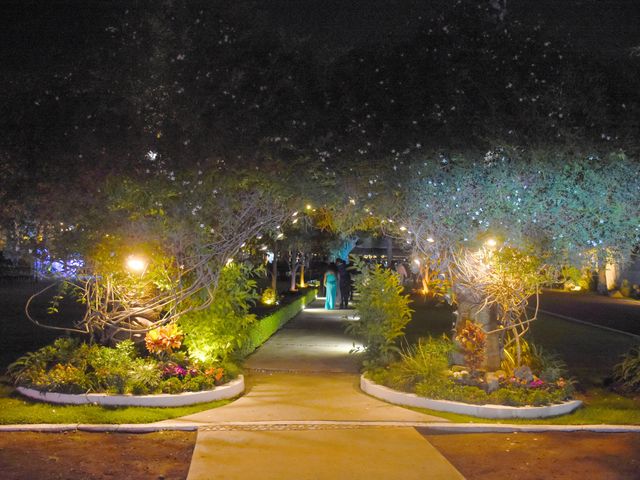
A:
243,288,318,355
16,375,244,408
361,375,582,419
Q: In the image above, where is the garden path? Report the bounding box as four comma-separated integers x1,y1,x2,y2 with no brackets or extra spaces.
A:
177,298,463,479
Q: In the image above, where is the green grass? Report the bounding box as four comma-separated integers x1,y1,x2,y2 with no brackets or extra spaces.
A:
0,383,231,424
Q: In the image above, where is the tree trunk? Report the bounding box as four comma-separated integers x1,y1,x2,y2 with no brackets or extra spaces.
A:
453,286,502,371
299,262,305,287
289,261,298,292
386,236,393,266
597,266,608,295
271,246,278,292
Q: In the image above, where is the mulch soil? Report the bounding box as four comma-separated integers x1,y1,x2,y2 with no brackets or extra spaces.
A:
0,431,196,480
421,431,640,480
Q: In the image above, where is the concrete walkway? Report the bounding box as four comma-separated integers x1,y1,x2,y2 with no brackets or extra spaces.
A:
244,300,362,373
183,299,463,479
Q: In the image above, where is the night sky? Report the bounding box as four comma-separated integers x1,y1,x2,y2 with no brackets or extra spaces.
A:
2,0,639,63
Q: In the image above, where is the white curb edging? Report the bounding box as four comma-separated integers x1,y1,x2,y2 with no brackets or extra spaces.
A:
361,375,582,419
16,375,244,407
1,421,640,434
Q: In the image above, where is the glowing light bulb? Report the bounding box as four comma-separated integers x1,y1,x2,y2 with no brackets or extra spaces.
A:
126,255,147,273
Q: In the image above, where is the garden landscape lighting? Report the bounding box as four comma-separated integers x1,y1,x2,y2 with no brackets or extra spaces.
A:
125,255,147,273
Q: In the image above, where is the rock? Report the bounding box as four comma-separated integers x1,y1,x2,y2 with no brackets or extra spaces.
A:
514,365,533,383
450,365,468,372
485,371,503,393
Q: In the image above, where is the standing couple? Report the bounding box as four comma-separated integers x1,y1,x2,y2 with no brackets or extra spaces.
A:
323,258,351,310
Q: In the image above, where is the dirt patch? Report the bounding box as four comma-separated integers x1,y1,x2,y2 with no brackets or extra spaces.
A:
0,431,196,480
420,431,640,480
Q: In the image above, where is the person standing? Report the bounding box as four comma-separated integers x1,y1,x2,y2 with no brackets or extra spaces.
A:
395,261,408,286
323,263,338,310
336,258,352,309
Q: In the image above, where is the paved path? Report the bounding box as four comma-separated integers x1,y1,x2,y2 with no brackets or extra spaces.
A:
244,300,362,373
538,289,640,336
182,298,463,479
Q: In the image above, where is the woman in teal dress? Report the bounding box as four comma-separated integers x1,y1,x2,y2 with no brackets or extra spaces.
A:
324,264,338,310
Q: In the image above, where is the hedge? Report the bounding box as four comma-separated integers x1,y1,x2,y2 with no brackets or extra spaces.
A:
243,288,317,356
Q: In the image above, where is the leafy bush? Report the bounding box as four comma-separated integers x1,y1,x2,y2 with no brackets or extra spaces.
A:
179,262,259,363
384,337,453,389
243,289,316,356
613,346,640,392
346,261,413,367
261,288,278,305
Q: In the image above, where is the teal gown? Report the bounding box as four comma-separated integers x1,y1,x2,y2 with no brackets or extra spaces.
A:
325,272,337,310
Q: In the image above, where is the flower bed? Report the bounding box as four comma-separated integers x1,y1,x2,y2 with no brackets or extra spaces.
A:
362,337,579,417
361,375,582,419
8,338,239,399
15,375,244,407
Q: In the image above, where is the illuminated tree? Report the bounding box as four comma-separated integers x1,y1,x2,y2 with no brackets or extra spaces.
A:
398,153,640,369
25,165,289,344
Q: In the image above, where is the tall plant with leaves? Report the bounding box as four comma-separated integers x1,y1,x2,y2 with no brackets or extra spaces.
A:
179,262,261,364
346,259,413,367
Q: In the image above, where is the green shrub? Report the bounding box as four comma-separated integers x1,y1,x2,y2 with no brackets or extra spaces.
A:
391,337,453,388
127,358,163,393
613,345,640,391
346,261,413,367
161,377,184,394
243,289,316,355
87,340,138,394
179,262,259,363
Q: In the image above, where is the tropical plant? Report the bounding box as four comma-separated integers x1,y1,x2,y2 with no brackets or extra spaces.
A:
394,337,453,386
455,320,486,374
145,324,184,356
613,346,640,392
346,260,413,367
260,287,278,305
179,262,260,363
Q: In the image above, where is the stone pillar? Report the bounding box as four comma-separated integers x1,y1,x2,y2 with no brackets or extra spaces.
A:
453,286,502,371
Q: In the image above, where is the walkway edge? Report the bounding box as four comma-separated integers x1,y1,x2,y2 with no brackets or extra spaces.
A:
1,421,639,433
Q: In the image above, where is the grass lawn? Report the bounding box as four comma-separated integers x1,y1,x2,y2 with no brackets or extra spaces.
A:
403,297,640,424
